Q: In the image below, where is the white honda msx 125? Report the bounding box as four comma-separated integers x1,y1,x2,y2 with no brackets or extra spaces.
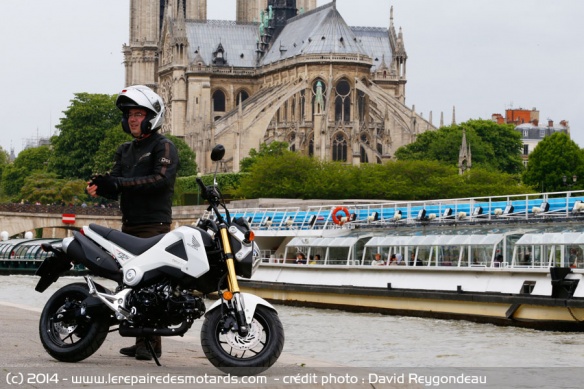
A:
35,144,284,375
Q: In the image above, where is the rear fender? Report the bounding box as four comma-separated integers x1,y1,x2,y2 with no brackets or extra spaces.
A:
35,250,73,293
206,293,276,324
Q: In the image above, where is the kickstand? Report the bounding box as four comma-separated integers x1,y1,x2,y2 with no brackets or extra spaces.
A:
144,339,161,366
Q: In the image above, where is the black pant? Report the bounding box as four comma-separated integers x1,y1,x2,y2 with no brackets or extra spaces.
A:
122,223,170,238
120,222,170,353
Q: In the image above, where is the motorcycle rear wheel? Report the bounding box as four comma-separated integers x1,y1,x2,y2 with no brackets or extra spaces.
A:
201,305,284,375
39,283,110,362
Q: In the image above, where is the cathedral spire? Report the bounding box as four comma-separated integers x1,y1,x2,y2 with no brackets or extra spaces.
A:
458,129,471,174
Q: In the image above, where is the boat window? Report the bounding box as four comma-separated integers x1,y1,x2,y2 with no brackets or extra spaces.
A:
438,246,459,266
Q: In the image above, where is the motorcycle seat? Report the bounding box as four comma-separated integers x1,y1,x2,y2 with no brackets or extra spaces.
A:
89,224,165,255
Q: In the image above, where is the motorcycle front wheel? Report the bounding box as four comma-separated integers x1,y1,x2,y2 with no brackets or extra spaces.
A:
201,305,285,375
39,283,110,362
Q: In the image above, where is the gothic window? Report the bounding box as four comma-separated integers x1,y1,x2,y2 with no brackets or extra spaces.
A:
288,132,296,152
236,90,249,106
357,90,366,122
213,90,226,112
308,132,314,156
360,146,369,163
282,102,288,122
300,90,306,121
334,79,351,123
360,133,370,163
332,133,347,162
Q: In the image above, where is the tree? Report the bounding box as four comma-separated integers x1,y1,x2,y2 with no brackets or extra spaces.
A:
49,93,119,179
1,145,51,199
395,119,523,174
523,132,584,192
237,151,316,198
464,119,523,174
165,134,198,177
240,141,290,172
19,172,88,205
0,146,9,178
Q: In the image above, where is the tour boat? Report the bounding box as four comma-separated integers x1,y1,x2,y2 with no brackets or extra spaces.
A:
218,191,584,331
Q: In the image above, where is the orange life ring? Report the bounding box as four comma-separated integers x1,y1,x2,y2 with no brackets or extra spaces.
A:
332,206,350,225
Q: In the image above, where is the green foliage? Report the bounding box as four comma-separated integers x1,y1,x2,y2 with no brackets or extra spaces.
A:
240,141,290,172
465,120,523,174
523,132,584,192
19,172,88,205
395,119,523,174
237,151,316,198
49,93,120,179
0,147,9,180
165,134,198,177
1,145,51,199
236,151,530,200
1,165,28,199
174,173,242,205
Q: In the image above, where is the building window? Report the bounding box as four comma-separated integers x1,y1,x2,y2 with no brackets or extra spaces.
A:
332,133,347,162
288,132,296,152
523,144,529,155
299,90,306,122
236,90,249,106
360,146,368,163
357,90,366,122
213,90,226,112
334,79,351,123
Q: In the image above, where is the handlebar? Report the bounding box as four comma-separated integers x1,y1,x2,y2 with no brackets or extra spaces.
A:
196,177,230,225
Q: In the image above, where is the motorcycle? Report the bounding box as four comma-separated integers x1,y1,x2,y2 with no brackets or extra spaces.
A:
34,144,284,375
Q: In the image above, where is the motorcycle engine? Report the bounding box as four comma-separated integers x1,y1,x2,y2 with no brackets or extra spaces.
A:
126,282,205,327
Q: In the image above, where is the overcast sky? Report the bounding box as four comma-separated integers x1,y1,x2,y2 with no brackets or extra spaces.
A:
2,0,583,156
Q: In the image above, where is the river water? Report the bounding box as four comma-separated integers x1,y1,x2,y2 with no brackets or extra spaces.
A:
2,275,584,367
2,275,584,387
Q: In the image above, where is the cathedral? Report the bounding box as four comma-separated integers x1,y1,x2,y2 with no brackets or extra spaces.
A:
123,0,435,173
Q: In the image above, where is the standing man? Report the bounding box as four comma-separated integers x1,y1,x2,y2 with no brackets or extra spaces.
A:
87,85,179,361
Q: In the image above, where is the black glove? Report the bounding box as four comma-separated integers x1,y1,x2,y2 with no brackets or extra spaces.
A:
90,174,120,198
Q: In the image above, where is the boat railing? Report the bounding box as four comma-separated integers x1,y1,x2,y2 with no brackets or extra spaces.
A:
208,190,584,232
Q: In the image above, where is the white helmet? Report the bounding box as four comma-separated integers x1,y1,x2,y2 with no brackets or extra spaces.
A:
116,85,165,136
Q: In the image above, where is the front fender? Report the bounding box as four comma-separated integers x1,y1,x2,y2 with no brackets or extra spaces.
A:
206,293,276,324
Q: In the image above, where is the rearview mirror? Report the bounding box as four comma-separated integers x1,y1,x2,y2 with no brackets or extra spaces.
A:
211,144,225,162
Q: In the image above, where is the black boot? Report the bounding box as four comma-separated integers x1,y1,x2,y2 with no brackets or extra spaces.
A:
119,343,138,357
135,336,162,360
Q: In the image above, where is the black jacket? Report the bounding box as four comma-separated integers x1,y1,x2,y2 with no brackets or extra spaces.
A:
110,133,178,225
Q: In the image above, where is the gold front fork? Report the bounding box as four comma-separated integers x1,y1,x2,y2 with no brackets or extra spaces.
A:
220,227,240,293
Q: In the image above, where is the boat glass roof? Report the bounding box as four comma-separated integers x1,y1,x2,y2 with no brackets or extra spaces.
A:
364,234,504,247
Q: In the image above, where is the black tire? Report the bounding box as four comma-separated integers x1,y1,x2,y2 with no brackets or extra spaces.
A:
39,283,110,362
201,305,285,375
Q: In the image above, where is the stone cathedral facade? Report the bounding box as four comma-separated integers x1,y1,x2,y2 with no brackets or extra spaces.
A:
123,0,434,173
